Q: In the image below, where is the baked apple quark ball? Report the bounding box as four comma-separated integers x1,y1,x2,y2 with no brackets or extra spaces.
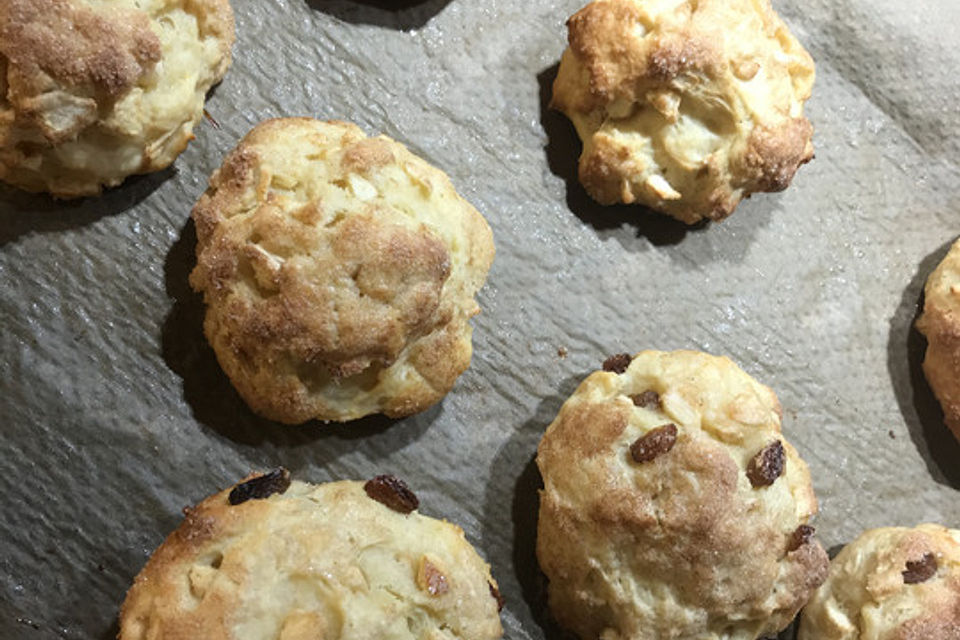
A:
189,118,495,424
0,0,234,197
536,349,828,639
551,0,816,224
120,471,504,640
799,524,960,640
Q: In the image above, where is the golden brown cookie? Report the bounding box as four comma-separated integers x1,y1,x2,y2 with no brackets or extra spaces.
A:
119,471,504,640
916,237,960,443
536,349,828,639
0,0,234,197
551,0,815,224
189,118,495,424
799,524,960,640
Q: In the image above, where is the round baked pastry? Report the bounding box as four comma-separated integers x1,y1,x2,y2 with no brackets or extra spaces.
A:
536,349,828,639
0,0,234,198
119,471,504,640
189,118,495,424
551,0,815,224
799,524,960,640
916,237,960,443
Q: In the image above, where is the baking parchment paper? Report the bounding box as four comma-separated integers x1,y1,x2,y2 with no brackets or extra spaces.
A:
2,0,960,637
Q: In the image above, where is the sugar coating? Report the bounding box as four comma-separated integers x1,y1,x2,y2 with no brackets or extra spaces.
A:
0,0,234,197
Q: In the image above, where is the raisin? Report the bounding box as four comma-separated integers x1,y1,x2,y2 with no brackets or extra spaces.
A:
903,553,938,584
489,581,504,612
602,353,632,374
228,468,291,505
787,525,815,552
747,441,785,487
630,390,661,409
363,475,419,514
630,423,678,463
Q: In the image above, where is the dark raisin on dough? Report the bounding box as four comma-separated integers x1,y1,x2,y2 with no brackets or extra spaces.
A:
363,474,419,514
747,441,785,487
630,423,678,463
489,581,504,612
603,353,632,374
787,524,815,552
228,468,291,505
903,553,938,584
630,390,661,409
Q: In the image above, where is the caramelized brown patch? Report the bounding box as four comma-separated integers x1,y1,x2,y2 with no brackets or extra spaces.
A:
417,558,449,596
630,390,661,409
228,468,291,505
488,581,504,612
175,507,219,547
629,423,678,463
603,353,632,373
539,400,629,460
747,441,785,487
744,120,814,192
903,553,938,584
363,475,419,514
341,138,395,174
0,0,161,97
645,38,715,82
787,524,814,552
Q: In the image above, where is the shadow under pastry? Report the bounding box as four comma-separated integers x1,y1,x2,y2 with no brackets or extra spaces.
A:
886,236,960,489
481,373,583,640
0,168,174,249
306,0,451,30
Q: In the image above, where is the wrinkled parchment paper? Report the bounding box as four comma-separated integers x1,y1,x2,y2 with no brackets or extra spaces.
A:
2,0,960,637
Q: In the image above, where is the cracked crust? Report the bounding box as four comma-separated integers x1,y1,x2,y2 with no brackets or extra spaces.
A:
119,476,503,640
799,525,960,640
536,350,828,639
551,0,815,224
0,0,234,197
189,118,495,424
916,237,960,443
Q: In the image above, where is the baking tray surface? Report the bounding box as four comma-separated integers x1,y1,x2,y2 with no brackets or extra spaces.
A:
2,0,959,637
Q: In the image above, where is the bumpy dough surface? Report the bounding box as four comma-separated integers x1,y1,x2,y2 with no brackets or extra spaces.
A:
916,237,960,443
189,118,495,424
799,524,960,640
536,350,828,640
551,0,815,224
119,478,503,640
0,0,234,197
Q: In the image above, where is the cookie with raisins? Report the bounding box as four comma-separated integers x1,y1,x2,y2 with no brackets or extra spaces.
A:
536,349,827,639
120,472,502,640
800,524,960,639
